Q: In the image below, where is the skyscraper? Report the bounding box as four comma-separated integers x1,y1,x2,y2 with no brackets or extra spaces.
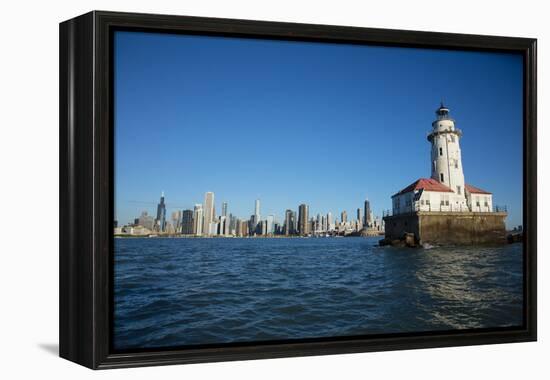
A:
327,212,334,231
356,208,361,222
171,210,182,232
266,215,274,235
138,211,155,230
254,199,261,220
181,209,194,235
298,203,309,236
249,214,259,236
364,199,372,227
238,220,249,237
229,213,237,235
203,192,215,236
341,210,347,224
155,191,166,232
218,215,228,236
193,204,203,236
316,213,322,232
221,202,228,217
284,209,296,235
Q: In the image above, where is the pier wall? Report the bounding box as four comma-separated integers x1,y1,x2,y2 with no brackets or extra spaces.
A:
383,211,507,245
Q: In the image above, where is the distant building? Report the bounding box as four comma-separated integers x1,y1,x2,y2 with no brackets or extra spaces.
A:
255,199,261,220
221,202,228,217
208,221,218,236
202,192,215,236
193,204,203,236
122,225,151,236
165,222,176,234
155,191,166,232
181,209,194,235
138,211,155,230
364,199,371,227
341,210,347,224
314,214,322,233
266,215,274,235
229,213,237,235
237,219,249,237
327,212,334,231
218,215,228,236
284,209,296,235
298,204,309,236
171,210,182,233
249,214,259,235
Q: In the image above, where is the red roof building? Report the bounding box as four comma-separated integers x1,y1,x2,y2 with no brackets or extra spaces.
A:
464,184,492,195
393,178,453,197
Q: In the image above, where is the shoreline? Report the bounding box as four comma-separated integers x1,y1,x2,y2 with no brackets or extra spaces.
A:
113,234,382,239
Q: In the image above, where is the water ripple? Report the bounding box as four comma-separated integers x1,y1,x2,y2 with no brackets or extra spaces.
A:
114,237,523,350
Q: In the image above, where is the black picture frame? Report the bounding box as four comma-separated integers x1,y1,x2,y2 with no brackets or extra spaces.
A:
59,10,537,369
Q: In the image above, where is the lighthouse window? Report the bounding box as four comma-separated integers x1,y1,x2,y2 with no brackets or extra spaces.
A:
451,135,455,143
457,185,461,195
439,147,443,156
455,160,459,169
440,173,444,182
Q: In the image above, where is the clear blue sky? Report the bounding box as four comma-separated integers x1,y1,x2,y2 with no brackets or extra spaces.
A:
114,31,523,228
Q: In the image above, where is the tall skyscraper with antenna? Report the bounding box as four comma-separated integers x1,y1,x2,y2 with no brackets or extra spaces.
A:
155,191,166,232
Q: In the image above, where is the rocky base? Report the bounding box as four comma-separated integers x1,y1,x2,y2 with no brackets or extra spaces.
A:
379,232,418,248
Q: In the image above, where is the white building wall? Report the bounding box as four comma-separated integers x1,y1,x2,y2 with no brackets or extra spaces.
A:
466,192,493,212
393,190,474,215
430,117,466,198
392,192,415,215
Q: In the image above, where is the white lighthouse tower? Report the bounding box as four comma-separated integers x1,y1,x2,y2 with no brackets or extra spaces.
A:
384,103,504,245
427,104,468,208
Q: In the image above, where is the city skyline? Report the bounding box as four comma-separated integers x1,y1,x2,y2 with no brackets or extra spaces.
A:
117,190,382,235
114,31,523,228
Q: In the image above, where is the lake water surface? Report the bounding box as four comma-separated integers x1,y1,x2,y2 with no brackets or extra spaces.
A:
113,237,523,350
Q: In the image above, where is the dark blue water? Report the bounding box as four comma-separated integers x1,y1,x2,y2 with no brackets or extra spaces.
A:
113,237,523,350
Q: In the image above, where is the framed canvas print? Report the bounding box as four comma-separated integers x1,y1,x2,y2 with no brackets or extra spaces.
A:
59,11,537,369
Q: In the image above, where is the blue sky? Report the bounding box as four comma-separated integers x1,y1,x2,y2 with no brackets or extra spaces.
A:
114,31,523,228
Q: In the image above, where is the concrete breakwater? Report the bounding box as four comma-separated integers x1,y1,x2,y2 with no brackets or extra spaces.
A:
381,211,508,246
